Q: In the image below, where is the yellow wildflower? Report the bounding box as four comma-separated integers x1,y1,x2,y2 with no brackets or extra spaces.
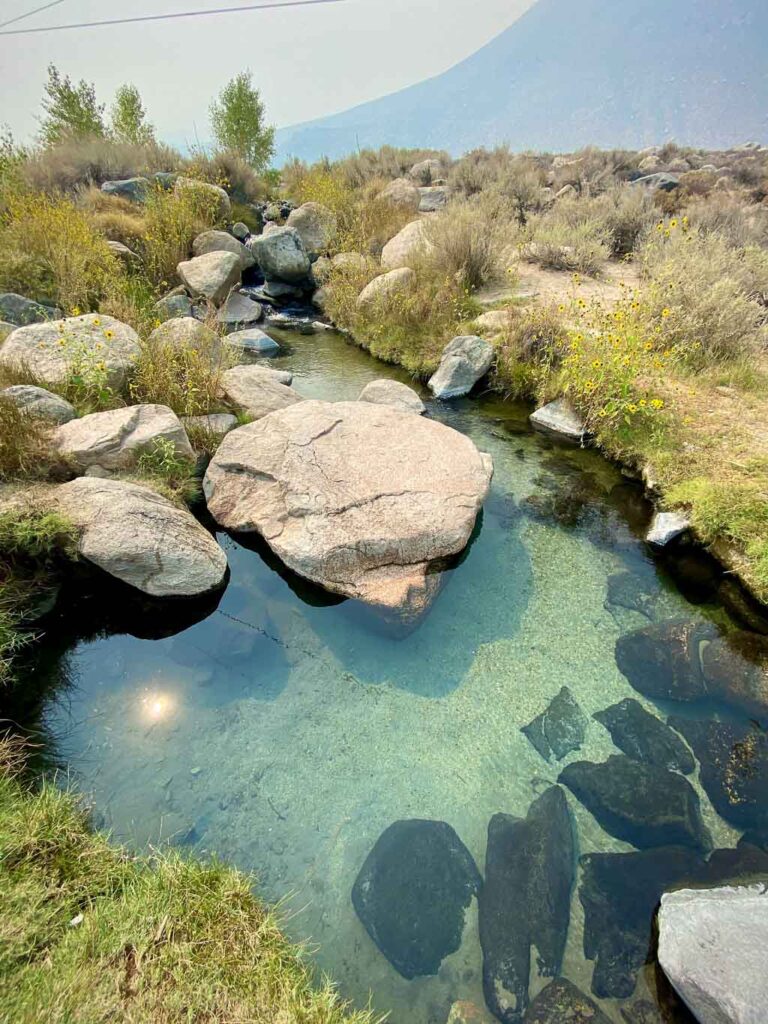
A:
650,398,664,410
661,308,671,318
103,330,114,340
627,403,638,414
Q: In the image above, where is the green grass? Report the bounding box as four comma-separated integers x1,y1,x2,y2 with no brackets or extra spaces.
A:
0,740,376,1024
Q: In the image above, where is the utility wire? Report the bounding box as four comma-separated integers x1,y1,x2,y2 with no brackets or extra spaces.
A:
0,0,67,30
0,0,345,36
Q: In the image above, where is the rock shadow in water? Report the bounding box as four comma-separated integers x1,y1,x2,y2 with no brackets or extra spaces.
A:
351,819,481,980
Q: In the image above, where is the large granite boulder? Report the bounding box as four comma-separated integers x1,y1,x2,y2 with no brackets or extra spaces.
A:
377,177,421,211
524,979,611,1024
192,229,255,271
351,819,481,979
593,698,694,774
101,177,150,202
419,185,451,212
580,847,704,998
356,267,416,310
248,226,311,284
658,884,768,1024
0,293,60,326
174,176,231,219
286,202,337,257
530,400,587,444
358,379,425,415
220,364,302,418
1,385,75,424
428,335,494,399
177,251,241,306
410,158,443,184
0,314,140,387
203,400,493,620
559,755,711,852
521,685,587,762
54,404,194,473
54,477,227,597
479,788,575,1024
381,219,432,271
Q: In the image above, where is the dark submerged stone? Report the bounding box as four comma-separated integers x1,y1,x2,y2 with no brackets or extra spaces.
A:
700,632,768,720
593,698,695,774
605,571,657,620
559,755,711,852
521,686,587,763
523,978,611,1023
579,847,703,999
718,578,768,635
668,716,768,831
479,787,575,1024
614,619,715,702
351,819,481,980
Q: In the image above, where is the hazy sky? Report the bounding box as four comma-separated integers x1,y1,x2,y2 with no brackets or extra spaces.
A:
0,0,535,146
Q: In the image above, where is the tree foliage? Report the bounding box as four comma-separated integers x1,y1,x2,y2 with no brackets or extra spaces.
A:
111,84,155,145
38,64,105,147
209,72,274,171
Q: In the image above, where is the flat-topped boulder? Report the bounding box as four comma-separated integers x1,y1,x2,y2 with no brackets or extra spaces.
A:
54,404,194,473
428,335,494,399
223,326,279,354
54,477,227,597
658,884,768,1024
1,385,75,424
203,400,493,620
220,365,302,419
217,291,263,328
177,251,241,306
0,314,140,387
248,227,311,284
358,378,425,415
192,229,255,270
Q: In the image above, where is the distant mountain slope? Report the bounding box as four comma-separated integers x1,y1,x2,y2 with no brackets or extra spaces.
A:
275,0,768,164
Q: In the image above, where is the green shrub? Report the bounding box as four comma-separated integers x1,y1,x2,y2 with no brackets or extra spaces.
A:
422,198,512,290
523,203,611,275
185,149,267,203
0,400,60,482
129,325,231,417
139,184,221,287
136,437,198,504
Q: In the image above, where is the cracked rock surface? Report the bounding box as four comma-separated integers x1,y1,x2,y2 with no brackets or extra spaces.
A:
54,404,194,473
203,399,492,620
54,477,227,597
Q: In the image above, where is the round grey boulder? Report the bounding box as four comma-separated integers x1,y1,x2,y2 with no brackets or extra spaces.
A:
177,251,241,306
223,327,279,354
220,365,302,419
358,379,425,415
356,267,416,310
248,227,311,284
1,384,76,424
428,335,494,399
101,177,150,202
0,293,61,327
192,229,255,271
286,202,337,258
377,177,421,211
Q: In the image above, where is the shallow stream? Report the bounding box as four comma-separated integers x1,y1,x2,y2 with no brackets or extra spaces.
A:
15,328,768,1023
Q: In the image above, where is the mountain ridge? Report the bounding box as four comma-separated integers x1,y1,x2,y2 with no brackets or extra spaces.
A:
275,0,768,164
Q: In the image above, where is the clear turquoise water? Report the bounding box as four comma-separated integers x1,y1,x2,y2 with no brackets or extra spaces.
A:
23,329,754,1023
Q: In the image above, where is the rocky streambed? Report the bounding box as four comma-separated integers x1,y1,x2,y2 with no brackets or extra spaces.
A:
11,327,768,1024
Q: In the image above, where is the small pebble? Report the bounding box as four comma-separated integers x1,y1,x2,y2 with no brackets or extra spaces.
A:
190,766,202,776
69,913,84,927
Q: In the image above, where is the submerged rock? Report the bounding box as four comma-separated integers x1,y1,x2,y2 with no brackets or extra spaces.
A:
668,716,768,831
521,686,587,762
559,755,711,851
54,404,194,473
1,384,75,424
605,570,657,623
220,365,302,419
523,978,611,1024
580,846,703,999
658,884,768,1024
351,819,481,979
479,787,575,1024
203,400,492,621
0,292,60,326
616,620,768,719
54,477,227,597
529,400,586,444
357,378,425,415
447,1001,494,1024
428,335,494,399
0,314,140,387
593,698,695,774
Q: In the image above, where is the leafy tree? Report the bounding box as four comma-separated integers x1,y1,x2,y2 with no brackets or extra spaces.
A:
209,72,274,171
111,84,155,145
38,64,105,146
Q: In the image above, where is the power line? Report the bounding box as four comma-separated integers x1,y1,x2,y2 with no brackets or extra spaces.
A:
0,0,345,36
0,0,67,30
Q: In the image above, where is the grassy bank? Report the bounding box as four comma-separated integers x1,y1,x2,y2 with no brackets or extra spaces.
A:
0,740,372,1024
